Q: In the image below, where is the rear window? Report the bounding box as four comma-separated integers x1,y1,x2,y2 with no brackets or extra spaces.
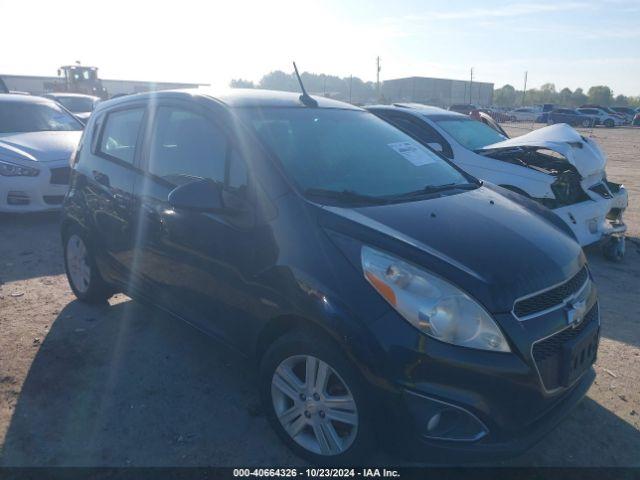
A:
98,108,145,164
57,96,96,113
433,117,507,150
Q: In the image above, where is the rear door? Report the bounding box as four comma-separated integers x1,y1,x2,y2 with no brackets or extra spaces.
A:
80,104,147,286
132,100,260,343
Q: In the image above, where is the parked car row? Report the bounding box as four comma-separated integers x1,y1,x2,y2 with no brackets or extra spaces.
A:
0,87,629,463
504,104,633,128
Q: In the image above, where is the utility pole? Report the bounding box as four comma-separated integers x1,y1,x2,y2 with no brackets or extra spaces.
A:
376,56,381,98
469,67,474,104
522,71,528,106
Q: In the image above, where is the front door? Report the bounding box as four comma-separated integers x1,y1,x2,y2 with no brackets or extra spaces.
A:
132,102,259,344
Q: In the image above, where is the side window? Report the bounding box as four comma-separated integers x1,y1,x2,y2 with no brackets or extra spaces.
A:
148,106,227,186
384,114,453,159
99,108,144,164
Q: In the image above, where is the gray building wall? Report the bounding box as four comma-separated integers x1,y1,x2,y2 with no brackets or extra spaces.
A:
382,76,493,107
0,74,205,97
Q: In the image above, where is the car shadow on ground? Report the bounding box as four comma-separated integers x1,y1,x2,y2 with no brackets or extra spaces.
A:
0,298,301,466
0,212,65,283
1,297,639,467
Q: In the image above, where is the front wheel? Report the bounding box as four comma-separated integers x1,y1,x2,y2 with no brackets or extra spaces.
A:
63,225,113,303
259,330,376,464
602,236,625,262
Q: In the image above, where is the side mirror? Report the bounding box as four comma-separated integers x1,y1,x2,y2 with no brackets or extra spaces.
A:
168,179,224,212
427,142,444,153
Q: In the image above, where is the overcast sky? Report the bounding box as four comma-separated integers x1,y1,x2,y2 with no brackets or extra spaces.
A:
2,0,639,95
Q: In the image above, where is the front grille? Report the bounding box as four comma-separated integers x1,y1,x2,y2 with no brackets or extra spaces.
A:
7,191,30,205
514,267,589,318
532,304,599,391
50,166,71,185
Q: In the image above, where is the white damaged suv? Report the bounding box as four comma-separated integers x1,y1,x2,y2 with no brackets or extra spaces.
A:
368,104,628,260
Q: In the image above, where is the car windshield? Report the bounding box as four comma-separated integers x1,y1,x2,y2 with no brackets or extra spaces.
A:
56,96,95,113
433,116,507,150
238,108,472,202
0,101,83,133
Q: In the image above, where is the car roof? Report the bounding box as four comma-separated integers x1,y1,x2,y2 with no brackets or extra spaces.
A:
0,93,58,105
95,88,363,112
366,103,468,119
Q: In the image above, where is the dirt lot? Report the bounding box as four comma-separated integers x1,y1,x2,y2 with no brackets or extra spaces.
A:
0,126,639,466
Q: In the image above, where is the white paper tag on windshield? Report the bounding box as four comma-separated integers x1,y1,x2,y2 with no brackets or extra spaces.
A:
388,142,435,166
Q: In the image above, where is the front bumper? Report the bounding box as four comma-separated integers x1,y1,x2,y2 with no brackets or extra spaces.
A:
402,367,595,461
368,291,599,461
553,184,628,247
0,160,69,213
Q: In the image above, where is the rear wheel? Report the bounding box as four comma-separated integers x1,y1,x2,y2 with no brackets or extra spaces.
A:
259,330,375,464
63,225,113,303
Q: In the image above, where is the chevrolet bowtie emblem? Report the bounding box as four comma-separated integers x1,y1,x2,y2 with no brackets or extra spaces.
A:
566,298,587,327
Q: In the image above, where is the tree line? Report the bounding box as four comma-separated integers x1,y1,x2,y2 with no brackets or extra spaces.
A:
231,72,639,108
231,71,377,104
493,83,640,108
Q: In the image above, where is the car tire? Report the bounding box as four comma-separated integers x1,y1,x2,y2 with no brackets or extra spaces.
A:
604,119,615,128
63,225,113,303
602,237,625,262
259,329,376,464
582,118,592,127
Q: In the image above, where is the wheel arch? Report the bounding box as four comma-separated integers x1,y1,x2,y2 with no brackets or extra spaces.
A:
254,314,345,365
253,312,385,388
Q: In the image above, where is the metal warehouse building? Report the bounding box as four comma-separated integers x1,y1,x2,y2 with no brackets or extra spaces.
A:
382,76,494,107
0,74,204,97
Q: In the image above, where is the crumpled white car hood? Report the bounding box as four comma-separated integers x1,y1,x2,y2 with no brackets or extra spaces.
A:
479,123,606,178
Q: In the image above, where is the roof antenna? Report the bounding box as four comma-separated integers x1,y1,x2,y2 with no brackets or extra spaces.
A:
293,62,318,107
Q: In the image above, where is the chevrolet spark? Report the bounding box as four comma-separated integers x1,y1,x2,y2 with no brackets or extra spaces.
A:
61,89,598,464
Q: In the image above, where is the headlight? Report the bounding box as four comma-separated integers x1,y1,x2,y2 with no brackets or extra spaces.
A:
0,159,39,177
361,246,510,352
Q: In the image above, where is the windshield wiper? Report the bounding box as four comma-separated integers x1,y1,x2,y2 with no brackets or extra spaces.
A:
304,188,388,205
386,182,478,201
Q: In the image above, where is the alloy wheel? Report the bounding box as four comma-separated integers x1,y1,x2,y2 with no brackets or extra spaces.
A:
271,355,359,456
66,234,91,293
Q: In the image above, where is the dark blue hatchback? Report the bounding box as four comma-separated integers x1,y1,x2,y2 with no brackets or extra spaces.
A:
61,88,598,464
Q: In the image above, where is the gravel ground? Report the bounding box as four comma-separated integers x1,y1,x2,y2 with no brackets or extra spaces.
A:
0,126,638,466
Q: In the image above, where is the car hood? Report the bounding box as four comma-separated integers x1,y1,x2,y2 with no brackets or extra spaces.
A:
321,185,583,313
0,131,82,163
478,123,606,178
